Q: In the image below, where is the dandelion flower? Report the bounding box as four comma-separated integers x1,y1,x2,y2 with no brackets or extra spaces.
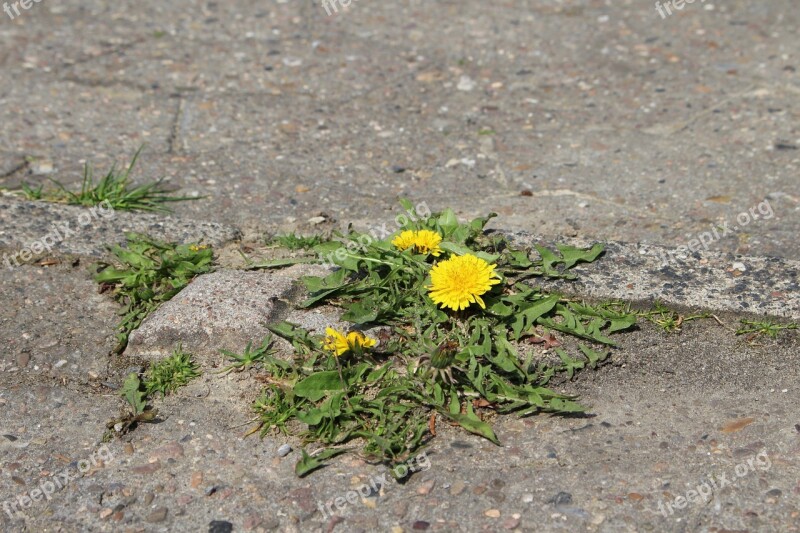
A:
322,327,377,356
392,229,443,256
428,254,501,311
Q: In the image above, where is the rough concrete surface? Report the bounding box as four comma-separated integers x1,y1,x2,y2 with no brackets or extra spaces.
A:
0,1,798,533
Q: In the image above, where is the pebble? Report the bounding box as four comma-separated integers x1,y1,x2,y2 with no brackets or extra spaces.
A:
485,509,501,518
503,515,520,529
209,520,234,533
522,493,534,503
149,442,184,462
145,507,168,523
191,471,204,488
449,480,466,496
277,444,292,457
412,521,430,530
132,462,161,475
551,491,573,506
457,76,476,91
416,479,436,495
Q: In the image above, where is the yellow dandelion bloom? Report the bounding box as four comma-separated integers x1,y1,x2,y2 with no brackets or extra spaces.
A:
322,327,377,356
428,254,501,311
188,244,208,252
412,230,443,256
391,229,443,256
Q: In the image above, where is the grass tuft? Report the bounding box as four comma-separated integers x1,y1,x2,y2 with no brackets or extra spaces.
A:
16,147,200,212
144,345,202,396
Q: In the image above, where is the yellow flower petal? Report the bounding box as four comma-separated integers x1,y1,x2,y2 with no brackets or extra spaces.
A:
427,254,501,311
322,327,377,356
392,229,443,256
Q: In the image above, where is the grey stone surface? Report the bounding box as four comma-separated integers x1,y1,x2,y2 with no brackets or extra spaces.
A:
0,197,241,263
0,263,117,383
125,265,330,365
0,1,797,260
511,232,800,320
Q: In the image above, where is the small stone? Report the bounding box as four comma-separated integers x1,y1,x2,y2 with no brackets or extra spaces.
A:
123,442,134,455
145,507,168,523
243,514,263,530
191,471,204,488
149,442,184,462
143,493,154,505
277,444,292,457
412,521,430,530
551,491,572,506
522,494,534,503
16,353,30,368
417,479,436,495
132,462,161,475
457,76,476,91
503,516,520,529
731,262,747,272
209,520,234,533
99,508,113,519
449,480,466,496
485,509,501,518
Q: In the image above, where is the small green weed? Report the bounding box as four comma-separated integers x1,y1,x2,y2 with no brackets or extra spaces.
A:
105,347,200,441
104,373,158,441
636,301,710,333
736,319,797,340
270,233,327,251
144,345,201,396
218,335,280,374
15,147,200,212
95,234,214,353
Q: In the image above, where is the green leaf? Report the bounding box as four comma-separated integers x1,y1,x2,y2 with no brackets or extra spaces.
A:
294,371,344,401
439,242,500,263
247,257,319,270
121,373,146,415
556,243,604,269
295,447,350,477
510,294,560,340
437,208,460,236
446,405,500,445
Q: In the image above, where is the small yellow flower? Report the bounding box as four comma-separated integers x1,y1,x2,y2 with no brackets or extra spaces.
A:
392,230,443,256
189,244,209,252
322,327,377,356
428,254,501,311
